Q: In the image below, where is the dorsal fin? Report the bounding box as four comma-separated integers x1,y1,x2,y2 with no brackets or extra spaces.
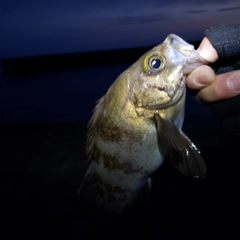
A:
86,97,105,162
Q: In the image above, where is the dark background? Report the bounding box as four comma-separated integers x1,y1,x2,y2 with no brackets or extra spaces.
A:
1,1,240,239
1,48,239,240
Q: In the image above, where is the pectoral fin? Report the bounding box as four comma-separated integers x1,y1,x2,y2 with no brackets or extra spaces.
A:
154,113,206,179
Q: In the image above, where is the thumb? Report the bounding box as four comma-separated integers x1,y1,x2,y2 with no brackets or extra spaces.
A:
197,37,219,63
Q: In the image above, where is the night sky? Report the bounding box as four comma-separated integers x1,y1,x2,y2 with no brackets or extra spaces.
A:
1,0,240,58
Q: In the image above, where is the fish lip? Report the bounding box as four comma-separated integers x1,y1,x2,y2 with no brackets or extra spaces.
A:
144,81,185,110
158,85,185,109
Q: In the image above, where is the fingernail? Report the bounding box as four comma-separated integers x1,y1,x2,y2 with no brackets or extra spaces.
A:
227,73,240,92
197,37,219,63
197,49,211,62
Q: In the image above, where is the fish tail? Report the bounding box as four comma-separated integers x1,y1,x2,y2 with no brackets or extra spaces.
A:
78,172,105,209
127,177,152,211
78,172,130,219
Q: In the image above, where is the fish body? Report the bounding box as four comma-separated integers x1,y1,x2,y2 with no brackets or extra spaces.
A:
79,34,207,213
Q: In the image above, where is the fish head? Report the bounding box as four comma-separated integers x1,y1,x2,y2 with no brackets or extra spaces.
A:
130,34,207,110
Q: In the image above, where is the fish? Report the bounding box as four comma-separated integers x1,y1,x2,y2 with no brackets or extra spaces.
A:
78,34,207,214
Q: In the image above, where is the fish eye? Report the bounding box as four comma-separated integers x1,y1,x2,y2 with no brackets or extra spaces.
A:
142,53,166,73
151,58,161,69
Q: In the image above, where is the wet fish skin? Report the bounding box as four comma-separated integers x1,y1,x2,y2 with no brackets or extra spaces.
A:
79,34,207,213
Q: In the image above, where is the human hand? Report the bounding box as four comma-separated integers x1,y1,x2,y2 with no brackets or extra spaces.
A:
186,37,240,102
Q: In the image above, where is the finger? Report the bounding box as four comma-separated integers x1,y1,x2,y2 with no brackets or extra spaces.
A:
195,70,240,102
197,37,219,63
186,65,215,89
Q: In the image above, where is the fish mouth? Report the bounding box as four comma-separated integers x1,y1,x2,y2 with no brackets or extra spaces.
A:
144,76,185,110
157,84,185,109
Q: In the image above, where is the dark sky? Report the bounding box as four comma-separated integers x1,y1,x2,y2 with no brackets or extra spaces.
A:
1,0,240,58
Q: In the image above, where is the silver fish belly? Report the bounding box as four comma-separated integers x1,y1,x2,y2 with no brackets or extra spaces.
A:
79,34,207,213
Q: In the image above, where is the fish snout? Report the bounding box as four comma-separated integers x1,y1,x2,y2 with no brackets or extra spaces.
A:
163,34,207,74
